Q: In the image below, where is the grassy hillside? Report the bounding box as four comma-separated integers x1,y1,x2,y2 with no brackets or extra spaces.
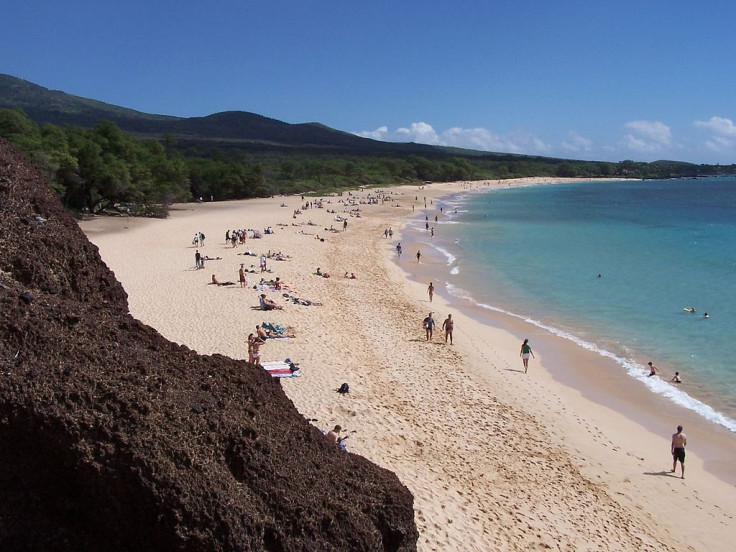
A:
0,74,439,154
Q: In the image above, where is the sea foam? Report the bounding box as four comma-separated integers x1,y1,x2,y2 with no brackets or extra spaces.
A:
445,282,736,433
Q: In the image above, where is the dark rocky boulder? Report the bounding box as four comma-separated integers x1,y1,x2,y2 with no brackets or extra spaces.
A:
0,139,418,551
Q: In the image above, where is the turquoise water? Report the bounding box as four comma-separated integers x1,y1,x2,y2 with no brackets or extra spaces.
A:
416,178,736,432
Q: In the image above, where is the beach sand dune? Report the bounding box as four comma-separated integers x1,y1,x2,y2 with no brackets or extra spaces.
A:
82,181,736,551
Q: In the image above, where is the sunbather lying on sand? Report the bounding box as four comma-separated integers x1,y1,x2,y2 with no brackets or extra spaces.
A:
209,274,235,286
257,324,295,339
283,294,322,306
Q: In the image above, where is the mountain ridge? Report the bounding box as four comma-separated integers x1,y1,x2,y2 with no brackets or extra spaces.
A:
0,74,443,154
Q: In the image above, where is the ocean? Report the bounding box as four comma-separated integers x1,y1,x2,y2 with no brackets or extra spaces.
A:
410,178,736,433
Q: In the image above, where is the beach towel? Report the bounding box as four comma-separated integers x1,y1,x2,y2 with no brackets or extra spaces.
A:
262,322,285,334
260,360,300,378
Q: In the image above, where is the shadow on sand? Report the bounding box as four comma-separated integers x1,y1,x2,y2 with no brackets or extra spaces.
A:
643,470,680,478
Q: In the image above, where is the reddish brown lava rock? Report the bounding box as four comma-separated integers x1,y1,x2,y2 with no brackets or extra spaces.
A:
0,139,418,551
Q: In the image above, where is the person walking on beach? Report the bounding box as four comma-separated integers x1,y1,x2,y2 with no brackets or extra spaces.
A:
239,264,246,288
423,312,435,341
396,243,402,257
416,250,422,263
195,249,202,269
442,314,454,344
520,338,534,373
428,282,434,302
671,425,687,479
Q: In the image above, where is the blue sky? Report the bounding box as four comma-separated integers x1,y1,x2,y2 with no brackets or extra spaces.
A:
4,1,736,164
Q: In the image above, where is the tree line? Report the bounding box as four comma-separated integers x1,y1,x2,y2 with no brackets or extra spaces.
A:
1,107,733,216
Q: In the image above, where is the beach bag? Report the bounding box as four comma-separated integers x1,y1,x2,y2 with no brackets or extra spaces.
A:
337,383,349,394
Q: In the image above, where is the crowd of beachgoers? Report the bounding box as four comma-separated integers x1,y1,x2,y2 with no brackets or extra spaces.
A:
81,179,736,552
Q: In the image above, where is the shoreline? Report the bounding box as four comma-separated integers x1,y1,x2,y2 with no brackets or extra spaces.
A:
394,181,736,486
80,179,736,551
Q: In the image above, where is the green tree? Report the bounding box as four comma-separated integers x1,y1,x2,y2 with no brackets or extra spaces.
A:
556,162,578,178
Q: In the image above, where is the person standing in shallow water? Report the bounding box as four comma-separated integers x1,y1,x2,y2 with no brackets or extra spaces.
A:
520,338,534,373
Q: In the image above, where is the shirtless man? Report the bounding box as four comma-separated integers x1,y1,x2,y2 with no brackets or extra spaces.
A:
671,425,687,479
442,314,454,344
325,425,348,450
647,362,658,376
257,325,271,340
428,281,434,302
325,425,343,443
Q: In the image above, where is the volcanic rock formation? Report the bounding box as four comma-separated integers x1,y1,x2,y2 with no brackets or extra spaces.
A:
0,138,418,551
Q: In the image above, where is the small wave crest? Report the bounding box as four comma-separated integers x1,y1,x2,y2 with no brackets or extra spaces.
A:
430,244,456,266
444,284,736,433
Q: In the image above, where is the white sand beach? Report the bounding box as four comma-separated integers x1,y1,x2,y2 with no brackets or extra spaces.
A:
80,179,736,551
